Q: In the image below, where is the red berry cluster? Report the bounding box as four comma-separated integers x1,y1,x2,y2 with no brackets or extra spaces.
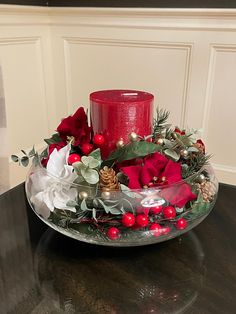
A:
67,134,105,164
107,204,188,241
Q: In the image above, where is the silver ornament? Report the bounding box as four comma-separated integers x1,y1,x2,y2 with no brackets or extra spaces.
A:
128,132,138,142
116,139,124,148
79,191,88,200
197,174,205,183
101,191,111,200
180,149,188,157
157,138,164,145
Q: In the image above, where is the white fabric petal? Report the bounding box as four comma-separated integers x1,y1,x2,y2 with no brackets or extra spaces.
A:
30,192,51,219
47,144,71,177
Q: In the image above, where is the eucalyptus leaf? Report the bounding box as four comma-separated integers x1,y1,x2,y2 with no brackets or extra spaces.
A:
80,199,90,211
20,156,29,167
163,139,173,148
88,158,100,169
96,199,121,215
32,154,40,166
66,200,78,207
164,149,180,161
120,184,142,198
11,155,19,163
187,146,200,153
81,156,90,166
89,148,102,162
29,146,36,157
92,208,97,221
81,168,99,184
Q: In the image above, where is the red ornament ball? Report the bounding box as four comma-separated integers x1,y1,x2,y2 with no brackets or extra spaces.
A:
150,205,163,215
175,218,187,230
136,214,149,228
149,223,162,237
67,153,81,165
107,227,120,240
81,143,93,155
122,213,135,227
93,134,105,147
163,206,176,220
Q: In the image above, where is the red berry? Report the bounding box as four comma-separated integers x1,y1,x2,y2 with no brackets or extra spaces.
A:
93,134,105,147
161,225,171,235
67,153,81,165
150,205,163,215
163,206,176,220
81,143,93,155
122,213,135,227
136,214,149,228
149,223,162,237
107,227,120,240
175,218,187,230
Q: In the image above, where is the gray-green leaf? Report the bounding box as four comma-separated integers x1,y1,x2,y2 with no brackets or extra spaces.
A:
81,168,99,184
164,149,180,161
11,155,19,163
120,184,142,198
21,156,29,167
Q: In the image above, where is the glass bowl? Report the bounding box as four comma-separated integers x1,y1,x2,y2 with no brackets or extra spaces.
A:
25,163,218,247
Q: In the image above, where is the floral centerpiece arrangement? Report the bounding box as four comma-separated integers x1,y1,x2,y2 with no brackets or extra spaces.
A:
13,90,218,246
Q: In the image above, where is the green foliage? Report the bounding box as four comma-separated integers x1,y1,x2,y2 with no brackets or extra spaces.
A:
73,155,100,184
44,133,61,145
187,193,211,219
120,184,142,198
11,146,43,167
104,141,161,166
164,148,180,161
182,154,211,179
153,107,171,138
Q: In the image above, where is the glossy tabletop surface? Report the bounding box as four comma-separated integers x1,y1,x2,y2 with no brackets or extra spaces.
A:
0,183,235,314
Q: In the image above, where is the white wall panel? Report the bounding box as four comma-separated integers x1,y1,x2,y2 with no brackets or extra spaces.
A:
63,37,192,126
0,5,236,186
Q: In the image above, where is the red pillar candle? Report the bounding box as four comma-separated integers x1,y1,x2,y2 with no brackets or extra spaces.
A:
90,90,154,159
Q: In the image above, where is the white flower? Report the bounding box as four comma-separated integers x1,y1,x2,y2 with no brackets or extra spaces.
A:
29,144,78,219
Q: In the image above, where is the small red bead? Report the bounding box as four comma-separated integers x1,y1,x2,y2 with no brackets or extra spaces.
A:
149,205,163,215
136,214,149,228
67,153,81,165
93,134,105,147
163,206,176,220
175,218,187,230
161,225,171,235
149,223,162,237
107,227,120,240
81,143,93,155
122,213,135,227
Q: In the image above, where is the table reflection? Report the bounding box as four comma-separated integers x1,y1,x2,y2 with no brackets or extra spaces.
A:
33,229,205,314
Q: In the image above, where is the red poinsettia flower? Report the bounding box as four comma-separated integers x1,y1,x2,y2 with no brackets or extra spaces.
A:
57,107,91,147
121,152,196,208
41,141,66,167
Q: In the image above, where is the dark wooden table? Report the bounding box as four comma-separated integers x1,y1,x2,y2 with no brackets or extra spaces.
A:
0,183,235,314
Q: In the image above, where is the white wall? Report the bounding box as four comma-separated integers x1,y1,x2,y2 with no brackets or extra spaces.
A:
0,5,236,186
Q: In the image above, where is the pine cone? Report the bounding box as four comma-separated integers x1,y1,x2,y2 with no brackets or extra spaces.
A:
99,166,120,191
196,181,216,202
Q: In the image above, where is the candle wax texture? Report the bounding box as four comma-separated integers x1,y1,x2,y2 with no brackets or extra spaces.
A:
90,90,154,159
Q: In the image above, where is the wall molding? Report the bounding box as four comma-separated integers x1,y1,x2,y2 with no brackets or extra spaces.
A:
1,5,236,31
